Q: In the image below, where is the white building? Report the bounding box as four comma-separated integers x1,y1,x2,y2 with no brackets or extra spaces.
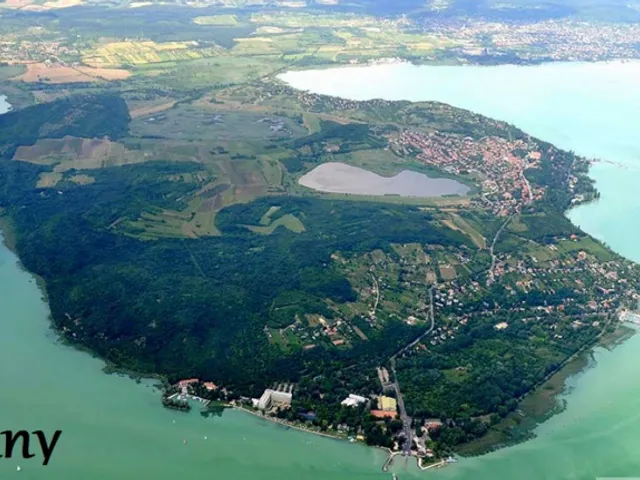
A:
257,389,293,410
341,394,367,407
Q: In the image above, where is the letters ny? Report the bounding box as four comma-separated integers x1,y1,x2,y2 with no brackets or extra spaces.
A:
0,430,62,466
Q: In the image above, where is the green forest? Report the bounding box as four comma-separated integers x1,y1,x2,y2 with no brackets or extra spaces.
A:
0,92,630,454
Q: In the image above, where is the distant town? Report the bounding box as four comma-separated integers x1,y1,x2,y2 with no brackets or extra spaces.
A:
420,18,640,63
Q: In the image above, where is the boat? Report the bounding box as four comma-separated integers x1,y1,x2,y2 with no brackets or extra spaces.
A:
392,474,398,480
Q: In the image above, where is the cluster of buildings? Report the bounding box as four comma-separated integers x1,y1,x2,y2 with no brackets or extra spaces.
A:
339,393,399,419
0,39,79,64
390,130,546,215
418,237,640,350
418,18,640,62
164,378,219,405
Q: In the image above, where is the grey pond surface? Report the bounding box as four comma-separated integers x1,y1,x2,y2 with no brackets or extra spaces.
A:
298,162,470,197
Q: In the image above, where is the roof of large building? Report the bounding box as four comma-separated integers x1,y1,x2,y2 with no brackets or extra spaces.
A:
341,393,367,407
378,396,397,411
178,378,199,387
370,410,397,419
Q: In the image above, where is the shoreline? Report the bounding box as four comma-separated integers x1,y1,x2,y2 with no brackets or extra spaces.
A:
2,60,640,471
234,405,438,472
234,404,363,444
279,57,640,77
0,221,171,388
2,220,636,472
280,57,640,81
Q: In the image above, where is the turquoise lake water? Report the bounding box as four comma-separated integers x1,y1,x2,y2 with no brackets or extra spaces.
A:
3,60,640,478
280,61,640,262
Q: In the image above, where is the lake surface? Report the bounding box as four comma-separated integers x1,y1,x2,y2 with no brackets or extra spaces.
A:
3,60,640,479
281,60,640,263
280,60,640,479
0,235,394,478
298,162,470,197
0,98,393,479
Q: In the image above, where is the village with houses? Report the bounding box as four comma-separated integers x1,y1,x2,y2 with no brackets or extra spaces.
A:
164,216,640,465
390,130,546,216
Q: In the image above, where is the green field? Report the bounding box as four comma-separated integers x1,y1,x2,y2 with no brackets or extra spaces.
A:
194,15,239,26
245,213,306,234
556,236,614,262
84,41,224,67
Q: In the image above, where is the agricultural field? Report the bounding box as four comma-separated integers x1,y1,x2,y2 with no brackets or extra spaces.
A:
126,98,177,119
13,136,145,187
0,64,26,81
83,41,224,67
524,241,557,265
143,55,287,91
249,12,384,28
230,13,460,61
194,15,239,26
15,63,130,83
556,236,615,262
120,152,287,239
441,211,487,249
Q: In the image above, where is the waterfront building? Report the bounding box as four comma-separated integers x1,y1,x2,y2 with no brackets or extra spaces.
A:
257,388,293,410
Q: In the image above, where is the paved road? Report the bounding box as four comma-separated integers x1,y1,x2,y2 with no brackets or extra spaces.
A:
389,286,436,455
487,216,512,286
388,359,412,455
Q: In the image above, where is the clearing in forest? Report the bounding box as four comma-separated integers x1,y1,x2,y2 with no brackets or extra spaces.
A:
245,213,305,234
127,99,177,119
443,212,487,249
